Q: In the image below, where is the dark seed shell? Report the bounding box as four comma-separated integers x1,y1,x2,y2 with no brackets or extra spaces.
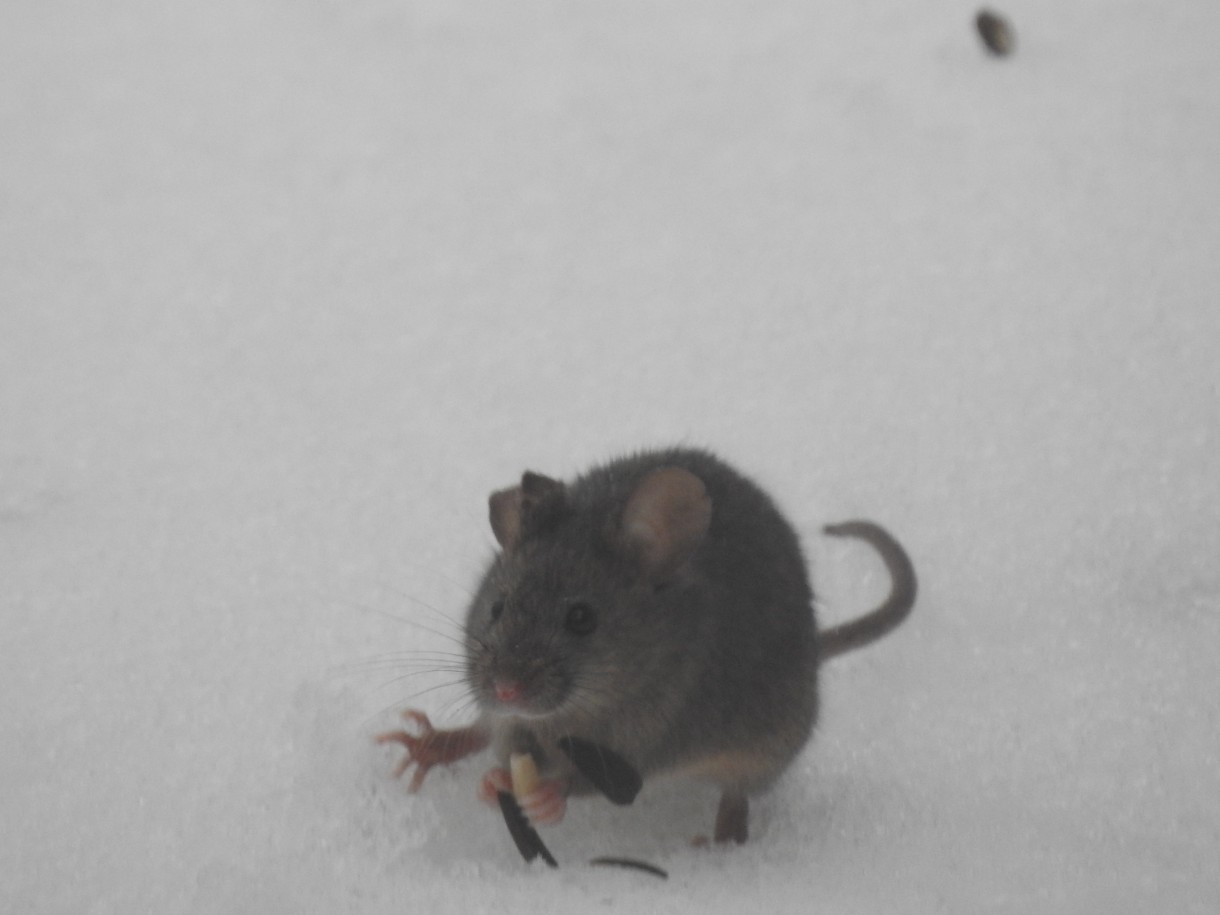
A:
557,736,643,806
497,791,558,868
976,9,1015,57
589,857,669,879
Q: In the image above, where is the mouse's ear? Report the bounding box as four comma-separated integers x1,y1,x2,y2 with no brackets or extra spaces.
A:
620,467,711,580
489,472,565,551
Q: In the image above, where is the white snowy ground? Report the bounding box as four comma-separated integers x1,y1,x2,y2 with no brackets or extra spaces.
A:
3,0,1218,911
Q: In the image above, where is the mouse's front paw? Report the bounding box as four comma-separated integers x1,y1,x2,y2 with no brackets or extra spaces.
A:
477,767,568,826
516,777,569,826
478,766,514,806
375,710,489,792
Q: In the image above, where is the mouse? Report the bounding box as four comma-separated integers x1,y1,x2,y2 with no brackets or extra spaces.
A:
378,447,917,844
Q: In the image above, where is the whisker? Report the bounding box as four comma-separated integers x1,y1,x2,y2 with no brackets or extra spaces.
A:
329,592,469,650
332,652,468,670
373,570,476,605
358,678,473,731
396,678,468,703
326,659,467,685
372,673,470,698
438,691,483,724
369,580,470,630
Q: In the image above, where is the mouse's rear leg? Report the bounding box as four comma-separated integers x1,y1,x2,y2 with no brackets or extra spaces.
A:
376,710,490,792
713,788,749,844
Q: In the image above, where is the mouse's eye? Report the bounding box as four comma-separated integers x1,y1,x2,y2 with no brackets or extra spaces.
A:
564,602,597,636
489,599,505,622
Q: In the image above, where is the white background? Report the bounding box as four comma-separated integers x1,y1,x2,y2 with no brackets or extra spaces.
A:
3,1,1218,911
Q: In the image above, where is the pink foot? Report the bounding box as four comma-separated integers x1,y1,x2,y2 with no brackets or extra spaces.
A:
478,767,568,826
375,710,489,793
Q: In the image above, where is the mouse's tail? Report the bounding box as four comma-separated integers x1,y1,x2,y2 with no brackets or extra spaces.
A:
818,521,917,661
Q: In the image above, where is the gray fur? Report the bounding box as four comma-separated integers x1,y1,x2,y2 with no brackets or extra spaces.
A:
464,447,836,798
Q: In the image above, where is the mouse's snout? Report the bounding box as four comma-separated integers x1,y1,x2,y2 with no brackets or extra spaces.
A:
481,651,568,716
494,679,524,704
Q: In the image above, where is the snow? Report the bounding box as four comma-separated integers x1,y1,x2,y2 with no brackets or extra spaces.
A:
3,0,1218,911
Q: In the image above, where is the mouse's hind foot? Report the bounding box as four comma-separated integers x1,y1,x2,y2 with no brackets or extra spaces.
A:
713,789,748,844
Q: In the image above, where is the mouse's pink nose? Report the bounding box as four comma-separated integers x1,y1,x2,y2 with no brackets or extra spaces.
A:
494,679,523,704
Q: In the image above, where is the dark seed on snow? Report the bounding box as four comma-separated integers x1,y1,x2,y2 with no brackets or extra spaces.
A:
976,9,1016,57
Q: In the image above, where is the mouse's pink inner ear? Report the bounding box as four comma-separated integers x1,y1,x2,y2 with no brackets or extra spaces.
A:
489,486,524,550
620,467,712,581
489,472,566,551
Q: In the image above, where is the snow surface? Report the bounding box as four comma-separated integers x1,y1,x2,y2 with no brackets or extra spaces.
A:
3,0,1219,911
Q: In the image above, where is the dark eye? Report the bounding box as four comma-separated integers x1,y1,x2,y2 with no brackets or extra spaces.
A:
489,599,505,622
564,602,597,636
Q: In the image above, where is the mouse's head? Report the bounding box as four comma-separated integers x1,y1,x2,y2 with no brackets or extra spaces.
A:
463,465,712,730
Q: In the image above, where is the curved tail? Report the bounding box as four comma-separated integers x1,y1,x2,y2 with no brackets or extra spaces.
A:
818,521,917,662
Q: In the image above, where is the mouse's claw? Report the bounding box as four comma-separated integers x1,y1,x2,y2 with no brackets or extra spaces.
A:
376,710,489,792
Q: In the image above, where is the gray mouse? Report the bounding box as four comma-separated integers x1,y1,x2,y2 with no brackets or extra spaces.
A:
379,447,916,844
